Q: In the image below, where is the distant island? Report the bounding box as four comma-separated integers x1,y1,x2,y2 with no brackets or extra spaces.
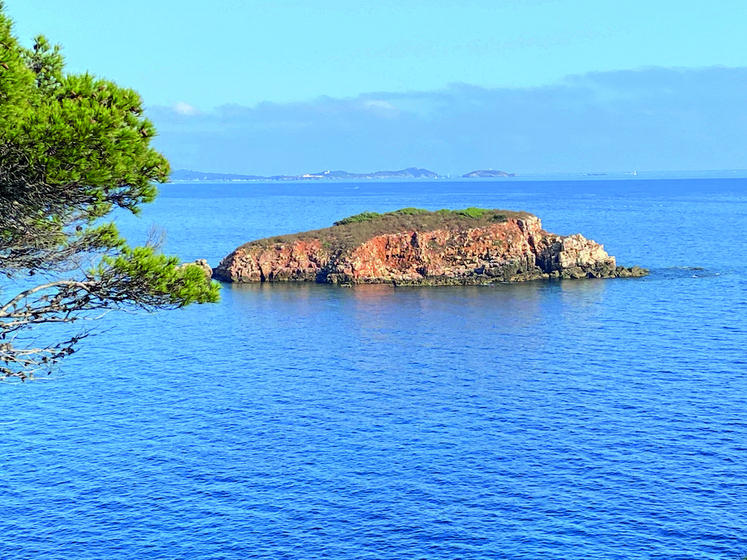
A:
462,170,516,178
170,167,438,182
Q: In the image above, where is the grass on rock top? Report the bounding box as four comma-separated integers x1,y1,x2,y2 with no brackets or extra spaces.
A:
239,207,534,252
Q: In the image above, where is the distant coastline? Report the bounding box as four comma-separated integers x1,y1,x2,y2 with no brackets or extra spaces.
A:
169,167,747,183
170,167,517,182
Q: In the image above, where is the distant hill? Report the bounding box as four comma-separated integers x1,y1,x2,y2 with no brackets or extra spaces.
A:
171,167,438,182
310,168,438,180
462,170,516,178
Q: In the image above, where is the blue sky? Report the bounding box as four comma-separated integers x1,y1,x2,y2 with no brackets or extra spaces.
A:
6,1,747,174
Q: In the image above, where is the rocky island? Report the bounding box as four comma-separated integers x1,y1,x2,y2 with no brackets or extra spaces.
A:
213,208,647,285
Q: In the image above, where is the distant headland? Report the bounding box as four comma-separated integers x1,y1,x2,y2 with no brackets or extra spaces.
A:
170,167,517,182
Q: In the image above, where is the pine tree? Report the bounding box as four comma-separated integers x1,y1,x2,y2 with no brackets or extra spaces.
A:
0,4,219,380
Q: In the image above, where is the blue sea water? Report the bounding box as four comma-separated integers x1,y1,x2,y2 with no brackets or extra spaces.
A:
2,177,747,559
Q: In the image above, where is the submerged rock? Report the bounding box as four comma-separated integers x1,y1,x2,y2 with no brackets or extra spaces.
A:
213,208,648,285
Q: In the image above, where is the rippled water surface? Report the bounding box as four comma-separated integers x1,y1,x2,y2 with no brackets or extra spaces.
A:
2,177,746,559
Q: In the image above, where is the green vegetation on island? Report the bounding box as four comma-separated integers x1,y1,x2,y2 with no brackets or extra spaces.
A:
332,206,511,225
246,207,527,252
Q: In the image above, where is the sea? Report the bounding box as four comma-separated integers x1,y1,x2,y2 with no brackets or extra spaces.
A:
2,174,746,559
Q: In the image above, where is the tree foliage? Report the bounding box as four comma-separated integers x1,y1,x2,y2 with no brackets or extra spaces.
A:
0,4,219,380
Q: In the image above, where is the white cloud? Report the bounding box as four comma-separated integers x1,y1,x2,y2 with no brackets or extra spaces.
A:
172,101,200,116
361,99,400,118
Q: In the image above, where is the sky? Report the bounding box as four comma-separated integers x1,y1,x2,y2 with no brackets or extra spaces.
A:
5,1,747,175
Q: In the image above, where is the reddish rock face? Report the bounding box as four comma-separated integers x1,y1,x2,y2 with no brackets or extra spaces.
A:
213,214,645,285
215,238,327,282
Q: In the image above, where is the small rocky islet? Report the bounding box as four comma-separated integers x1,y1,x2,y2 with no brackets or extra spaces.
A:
211,207,647,286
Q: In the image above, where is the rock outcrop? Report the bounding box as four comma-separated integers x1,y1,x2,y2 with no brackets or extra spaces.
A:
213,209,647,285
188,258,214,279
